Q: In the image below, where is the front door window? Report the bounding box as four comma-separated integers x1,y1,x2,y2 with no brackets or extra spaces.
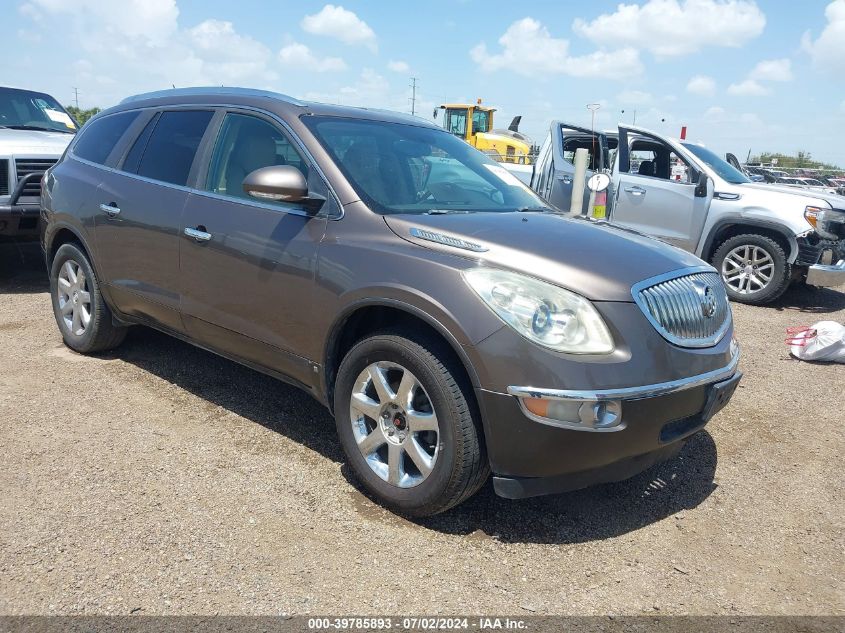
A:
206,113,307,202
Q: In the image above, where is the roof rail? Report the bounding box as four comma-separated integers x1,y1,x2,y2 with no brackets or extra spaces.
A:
119,86,305,106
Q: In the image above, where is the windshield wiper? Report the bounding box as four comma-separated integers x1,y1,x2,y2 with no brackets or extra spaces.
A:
423,209,475,215
0,124,73,133
516,205,553,213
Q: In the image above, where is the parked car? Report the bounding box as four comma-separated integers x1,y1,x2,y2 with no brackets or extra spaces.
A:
775,176,839,196
523,122,845,305
0,86,76,240
41,88,742,516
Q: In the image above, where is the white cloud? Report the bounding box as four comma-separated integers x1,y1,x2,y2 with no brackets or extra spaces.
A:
616,90,652,105
338,68,389,102
301,4,376,51
749,58,793,81
29,0,179,43
573,0,766,58
278,42,346,72
470,17,642,79
802,0,845,73
387,60,410,73
15,0,279,105
687,75,716,96
727,79,770,96
704,106,726,120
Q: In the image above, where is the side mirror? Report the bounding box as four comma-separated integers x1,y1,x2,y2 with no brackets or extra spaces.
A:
242,165,325,213
695,173,712,198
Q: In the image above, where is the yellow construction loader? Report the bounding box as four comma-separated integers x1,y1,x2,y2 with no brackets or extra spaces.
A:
437,100,533,164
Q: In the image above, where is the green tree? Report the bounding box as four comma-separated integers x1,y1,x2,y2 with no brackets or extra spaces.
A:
750,151,841,172
65,105,101,126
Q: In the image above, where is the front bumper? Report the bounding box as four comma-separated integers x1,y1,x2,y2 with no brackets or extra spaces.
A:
478,351,742,499
807,259,845,288
1,173,45,238
0,202,40,238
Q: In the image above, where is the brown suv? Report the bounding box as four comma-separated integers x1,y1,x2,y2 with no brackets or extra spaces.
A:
41,88,741,516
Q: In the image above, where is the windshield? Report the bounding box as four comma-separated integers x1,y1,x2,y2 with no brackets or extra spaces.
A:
682,142,750,185
304,116,548,215
0,87,76,133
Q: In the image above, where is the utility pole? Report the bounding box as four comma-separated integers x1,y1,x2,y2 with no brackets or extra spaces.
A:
409,77,418,116
72,87,80,109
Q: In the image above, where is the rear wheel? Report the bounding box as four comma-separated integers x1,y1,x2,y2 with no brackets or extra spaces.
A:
334,329,488,516
50,243,127,353
712,234,790,305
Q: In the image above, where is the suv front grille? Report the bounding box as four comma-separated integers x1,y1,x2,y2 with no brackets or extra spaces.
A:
633,270,731,348
15,158,57,198
0,159,9,196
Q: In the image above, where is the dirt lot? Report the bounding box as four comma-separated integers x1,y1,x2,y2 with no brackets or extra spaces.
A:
0,241,843,616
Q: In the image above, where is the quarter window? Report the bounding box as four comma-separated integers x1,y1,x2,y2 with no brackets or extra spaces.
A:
72,111,140,165
122,113,159,174
135,110,213,186
205,113,307,201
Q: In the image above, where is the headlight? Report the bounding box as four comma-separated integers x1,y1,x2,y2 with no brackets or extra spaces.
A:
806,205,845,239
464,268,614,354
805,205,824,230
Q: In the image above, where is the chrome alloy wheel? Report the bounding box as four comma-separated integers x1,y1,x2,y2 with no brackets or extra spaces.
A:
349,362,440,488
57,260,92,336
721,245,775,294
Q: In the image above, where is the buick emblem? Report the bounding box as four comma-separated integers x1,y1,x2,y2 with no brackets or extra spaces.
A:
692,281,718,319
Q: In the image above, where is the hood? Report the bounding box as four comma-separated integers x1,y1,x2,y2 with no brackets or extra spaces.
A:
0,128,74,156
737,181,845,208
383,212,706,302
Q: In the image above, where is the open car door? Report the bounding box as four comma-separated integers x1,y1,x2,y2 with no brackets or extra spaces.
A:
531,121,611,212
610,125,713,253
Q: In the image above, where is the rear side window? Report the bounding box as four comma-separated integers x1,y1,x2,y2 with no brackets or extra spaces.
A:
135,110,213,186
73,111,139,165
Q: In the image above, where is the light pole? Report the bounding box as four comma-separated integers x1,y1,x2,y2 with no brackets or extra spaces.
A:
587,103,601,164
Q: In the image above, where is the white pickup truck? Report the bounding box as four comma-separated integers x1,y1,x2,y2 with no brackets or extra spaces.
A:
0,86,76,240
516,122,845,305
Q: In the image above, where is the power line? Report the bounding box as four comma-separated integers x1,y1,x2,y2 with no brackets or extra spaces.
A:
72,87,80,109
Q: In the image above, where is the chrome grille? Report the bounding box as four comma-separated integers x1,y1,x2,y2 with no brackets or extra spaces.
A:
633,270,731,348
15,158,57,198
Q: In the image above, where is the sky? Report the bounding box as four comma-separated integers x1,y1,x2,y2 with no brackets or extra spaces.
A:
3,0,844,165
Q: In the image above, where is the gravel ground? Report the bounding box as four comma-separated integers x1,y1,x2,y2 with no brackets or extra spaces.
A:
0,241,843,616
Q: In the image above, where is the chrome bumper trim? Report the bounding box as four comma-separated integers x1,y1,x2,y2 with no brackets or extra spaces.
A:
806,259,845,288
508,345,740,403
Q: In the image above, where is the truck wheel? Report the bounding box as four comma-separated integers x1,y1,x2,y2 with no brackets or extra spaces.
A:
333,329,489,517
50,242,127,353
712,234,790,305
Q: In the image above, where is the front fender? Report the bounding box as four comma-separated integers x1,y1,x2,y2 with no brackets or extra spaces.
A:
697,212,801,264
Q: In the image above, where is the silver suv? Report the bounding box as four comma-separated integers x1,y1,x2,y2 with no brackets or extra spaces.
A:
0,87,76,239
528,122,845,305
41,88,741,516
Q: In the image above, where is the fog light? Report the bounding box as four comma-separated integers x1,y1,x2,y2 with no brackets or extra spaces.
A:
520,397,623,430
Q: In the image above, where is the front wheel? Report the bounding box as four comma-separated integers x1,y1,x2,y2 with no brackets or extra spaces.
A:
50,242,127,353
712,234,790,305
333,329,488,517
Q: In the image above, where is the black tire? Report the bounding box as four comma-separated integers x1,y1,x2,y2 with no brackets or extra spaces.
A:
49,242,127,353
333,328,489,517
711,234,790,305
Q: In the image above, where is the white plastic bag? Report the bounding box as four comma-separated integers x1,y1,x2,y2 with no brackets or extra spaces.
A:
786,322,845,363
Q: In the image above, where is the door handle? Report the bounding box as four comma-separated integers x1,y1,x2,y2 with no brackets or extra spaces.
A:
624,186,646,196
559,175,573,184
184,226,212,242
99,202,121,217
